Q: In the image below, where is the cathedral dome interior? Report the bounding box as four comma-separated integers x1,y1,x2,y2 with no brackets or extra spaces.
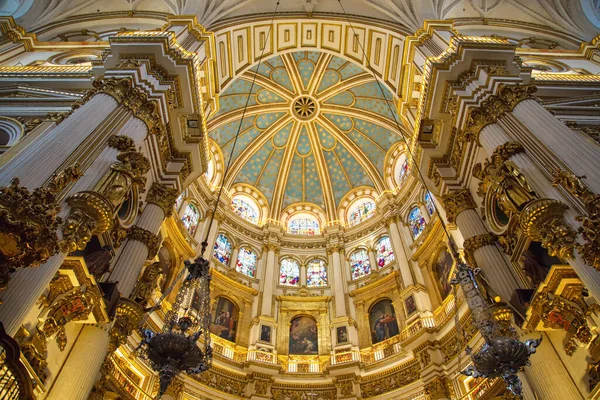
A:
0,1,600,400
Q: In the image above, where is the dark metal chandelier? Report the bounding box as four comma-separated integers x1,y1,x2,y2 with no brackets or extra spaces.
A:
136,255,213,397
452,261,541,396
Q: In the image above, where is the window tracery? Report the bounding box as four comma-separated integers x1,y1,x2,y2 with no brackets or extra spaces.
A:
213,234,232,265
287,215,320,235
375,237,395,268
347,199,376,227
181,203,200,236
279,258,300,286
235,247,257,278
408,207,426,239
231,196,259,225
424,191,435,216
306,259,327,287
350,249,371,280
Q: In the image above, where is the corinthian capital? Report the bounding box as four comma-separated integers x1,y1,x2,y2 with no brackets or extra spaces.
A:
146,182,179,217
127,225,160,259
441,189,477,223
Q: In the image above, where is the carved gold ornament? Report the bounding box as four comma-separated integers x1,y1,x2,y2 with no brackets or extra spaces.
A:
519,198,575,259
553,170,600,270
0,164,82,290
463,233,498,266
127,225,160,259
441,189,477,223
108,298,144,353
146,182,179,217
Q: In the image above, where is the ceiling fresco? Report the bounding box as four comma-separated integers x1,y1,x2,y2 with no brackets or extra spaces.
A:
206,50,404,220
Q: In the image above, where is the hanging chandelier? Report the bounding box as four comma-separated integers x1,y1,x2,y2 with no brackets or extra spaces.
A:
452,261,541,396
136,255,213,396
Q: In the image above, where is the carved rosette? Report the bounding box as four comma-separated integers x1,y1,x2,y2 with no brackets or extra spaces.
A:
463,233,498,266
146,182,179,217
519,198,575,259
441,189,477,223
108,298,144,353
127,225,160,259
0,165,82,289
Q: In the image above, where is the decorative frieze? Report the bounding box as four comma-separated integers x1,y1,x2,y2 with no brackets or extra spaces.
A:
359,361,420,398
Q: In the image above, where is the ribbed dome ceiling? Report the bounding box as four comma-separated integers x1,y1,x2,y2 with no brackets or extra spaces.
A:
206,50,404,220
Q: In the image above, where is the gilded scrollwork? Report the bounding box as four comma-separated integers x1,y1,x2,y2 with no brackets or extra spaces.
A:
0,163,82,289
127,225,160,259
107,134,136,152
519,198,575,259
359,362,420,398
424,377,450,400
441,189,477,223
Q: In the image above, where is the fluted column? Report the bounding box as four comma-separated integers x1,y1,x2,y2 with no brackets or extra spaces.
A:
109,182,178,297
512,99,600,193
230,246,240,272
328,246,347,318
0,94,120,189
480,123,600,299
260,243,279,317
387,218,415,286
367,247,378,272
46,323,111,400
0,120,148,336
442,190,520,301
520,332,583,399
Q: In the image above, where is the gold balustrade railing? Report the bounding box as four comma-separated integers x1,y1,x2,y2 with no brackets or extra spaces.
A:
0,323,34,400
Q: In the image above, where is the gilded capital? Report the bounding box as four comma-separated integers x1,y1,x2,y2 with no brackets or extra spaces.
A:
146,182,179,217
441,189,476,223
127,225,160,259
463,232,498,265
498,83,537,110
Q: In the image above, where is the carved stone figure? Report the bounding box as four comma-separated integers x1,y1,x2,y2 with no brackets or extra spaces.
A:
131,262,166,306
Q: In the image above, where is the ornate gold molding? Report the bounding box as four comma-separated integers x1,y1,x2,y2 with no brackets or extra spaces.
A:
463,232,498,265
146,182,179,217
108,298,144,353
107,135,136,152
519,198,575,259
441,189,476,223
0,164,82,290
553,170,600,270
127,225,160,259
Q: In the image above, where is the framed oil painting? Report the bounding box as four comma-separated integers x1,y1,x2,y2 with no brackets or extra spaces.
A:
435,248,454,300
336,326,349,344
289,316,318,355
260,325,272,344
369,299,400,344
209,297,239,343
404,295,417,317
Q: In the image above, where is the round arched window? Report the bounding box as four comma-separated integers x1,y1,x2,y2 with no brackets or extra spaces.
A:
307,259,327,287
375,237,395,268
424,191,435,216
235,247,257,278
350,249,371,280
347,199,376,227
287,214,320,235
231,195,260,225
181,203,200,236
408,207,426,239
395,155,409,186
279,258,300,286
213,234,232,265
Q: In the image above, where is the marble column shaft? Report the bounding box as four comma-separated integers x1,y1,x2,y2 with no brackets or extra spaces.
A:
455,209,520,301
388,220,415,286
260,248,277,317
0,116,147,336
330,249,347,318
45,324,111,400
480,122,600,299
110,202,165,298
512,99,600,193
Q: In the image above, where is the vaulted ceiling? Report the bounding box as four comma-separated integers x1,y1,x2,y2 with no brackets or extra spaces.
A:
206,51,404,220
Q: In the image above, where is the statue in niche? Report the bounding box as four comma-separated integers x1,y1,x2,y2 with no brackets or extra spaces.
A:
131,261,166,307
84,245,113,279
495,162,537,214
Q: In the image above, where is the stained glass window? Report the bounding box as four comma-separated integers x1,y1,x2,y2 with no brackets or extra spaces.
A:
181,203,200,236
376,237,395,267
279,258,300,286
425,191,435,216
307,259,327,286
213,234,232,265
350,249,371,280
398,159,409,184
347,200,376,227
174,193,184,212
235,247,257,278
409,207,427,239
288,216,320,235
231,197,259,225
